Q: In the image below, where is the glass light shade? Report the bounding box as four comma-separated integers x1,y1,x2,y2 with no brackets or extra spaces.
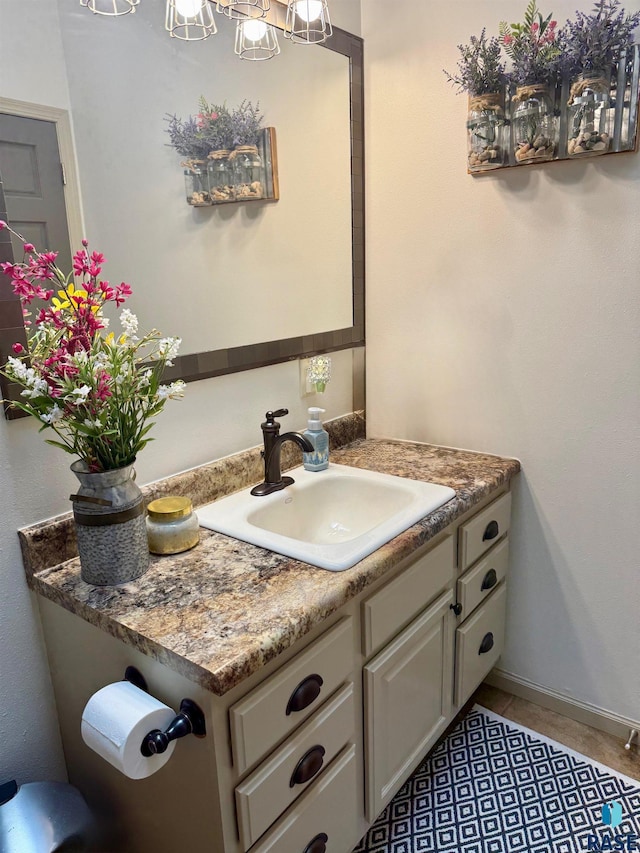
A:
217,0,270,20
80,0,139,16
285,0,332,44
165,0,217,40
235,19,280,60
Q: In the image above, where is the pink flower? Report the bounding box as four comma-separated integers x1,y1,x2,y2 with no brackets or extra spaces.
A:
503,34,513,45
531,22,539,32
0,221,7,230
23,243,35,253
549,20,557,28
114,282,132,307
81,238,89,247
12,342,24,354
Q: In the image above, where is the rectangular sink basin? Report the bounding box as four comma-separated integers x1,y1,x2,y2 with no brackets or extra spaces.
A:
197,464,455,571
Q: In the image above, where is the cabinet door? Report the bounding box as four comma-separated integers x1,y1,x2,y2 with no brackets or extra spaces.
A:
364,590,454,821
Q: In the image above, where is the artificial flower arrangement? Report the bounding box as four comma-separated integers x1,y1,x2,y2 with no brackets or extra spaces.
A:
444,0,640,168
444,29,506,96
0,221,185,473
499,1,562,88
165,97,264,160
165,98,266,205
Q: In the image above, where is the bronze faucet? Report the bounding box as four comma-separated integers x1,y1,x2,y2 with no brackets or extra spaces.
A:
251,409,314,496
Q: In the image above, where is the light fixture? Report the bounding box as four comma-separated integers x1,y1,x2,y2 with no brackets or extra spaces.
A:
165,0,217,40
217,0,270,20
80,0,139,16
234,18,280,60
285,0,332,44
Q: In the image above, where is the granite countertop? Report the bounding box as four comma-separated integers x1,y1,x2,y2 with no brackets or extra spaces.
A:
23,423,520,696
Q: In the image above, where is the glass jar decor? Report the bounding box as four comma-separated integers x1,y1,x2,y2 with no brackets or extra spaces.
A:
207,149,235,202
512,85,559,164
467,93,508,171
231,145,264,199
567,74,612,157
182,160,211,206
146,496,199,555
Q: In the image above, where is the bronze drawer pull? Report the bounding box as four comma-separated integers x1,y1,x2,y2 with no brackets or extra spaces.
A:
302,833,328,853
482,520,499,541
479,632,495,655
289,745,326,788
286,674,324,716
481,569,498,591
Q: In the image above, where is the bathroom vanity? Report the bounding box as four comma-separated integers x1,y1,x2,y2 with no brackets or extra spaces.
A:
22,416,519,853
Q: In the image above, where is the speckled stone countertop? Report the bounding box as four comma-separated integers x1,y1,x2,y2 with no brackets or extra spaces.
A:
23,420,520,696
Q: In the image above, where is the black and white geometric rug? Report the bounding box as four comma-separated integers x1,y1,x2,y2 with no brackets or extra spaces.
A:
353,706,640,853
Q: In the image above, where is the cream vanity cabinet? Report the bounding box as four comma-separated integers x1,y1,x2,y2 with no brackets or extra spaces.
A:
36,487,512,853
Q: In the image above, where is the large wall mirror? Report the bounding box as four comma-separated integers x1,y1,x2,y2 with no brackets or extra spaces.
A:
0,0,364,400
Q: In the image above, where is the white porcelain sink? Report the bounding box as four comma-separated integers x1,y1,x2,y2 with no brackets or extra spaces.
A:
197,464,455,571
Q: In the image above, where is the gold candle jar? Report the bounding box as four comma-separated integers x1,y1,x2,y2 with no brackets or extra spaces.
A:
146,496,199,555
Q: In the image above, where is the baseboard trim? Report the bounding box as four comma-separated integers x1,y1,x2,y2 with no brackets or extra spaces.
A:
485,669,640,743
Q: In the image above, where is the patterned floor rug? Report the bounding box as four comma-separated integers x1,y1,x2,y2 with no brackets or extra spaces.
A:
353,706,640,853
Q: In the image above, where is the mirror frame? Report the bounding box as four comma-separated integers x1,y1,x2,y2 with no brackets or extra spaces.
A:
0,13,364,417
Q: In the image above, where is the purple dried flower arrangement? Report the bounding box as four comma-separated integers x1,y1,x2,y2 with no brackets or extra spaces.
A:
229,100,264,147
443,29,507,95
560,0,640,77
165,98,264,159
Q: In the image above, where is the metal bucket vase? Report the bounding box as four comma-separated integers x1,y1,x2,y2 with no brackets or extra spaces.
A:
70,461,149,586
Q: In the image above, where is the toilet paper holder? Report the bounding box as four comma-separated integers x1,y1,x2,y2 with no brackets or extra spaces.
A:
124,667,207,757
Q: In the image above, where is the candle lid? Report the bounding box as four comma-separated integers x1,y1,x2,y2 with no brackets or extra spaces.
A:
147,496,192,521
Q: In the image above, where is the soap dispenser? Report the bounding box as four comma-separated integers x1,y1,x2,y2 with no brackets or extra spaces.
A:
302,408,329,471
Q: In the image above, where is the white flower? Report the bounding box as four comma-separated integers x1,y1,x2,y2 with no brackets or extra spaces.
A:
6,356,28,382
157,380,186,400
70,384,91,401
42,405,63,424
101,317,110,330
21,377,49,398
83,417,102,430
157,337,181,367
139,369,152,389
120,309,139,340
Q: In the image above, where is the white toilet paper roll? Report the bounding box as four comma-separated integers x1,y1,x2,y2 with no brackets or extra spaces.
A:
81,680,177,780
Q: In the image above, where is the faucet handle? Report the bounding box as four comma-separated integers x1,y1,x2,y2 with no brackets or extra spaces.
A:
265,409,288,423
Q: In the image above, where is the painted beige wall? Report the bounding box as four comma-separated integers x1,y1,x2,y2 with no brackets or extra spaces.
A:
0,0,360,783
363,1,640,722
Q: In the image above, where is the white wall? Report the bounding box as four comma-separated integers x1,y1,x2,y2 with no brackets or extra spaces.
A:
0,0,360,784
363,1,640,722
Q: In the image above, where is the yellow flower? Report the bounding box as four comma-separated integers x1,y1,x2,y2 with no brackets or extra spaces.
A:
104,331,126,345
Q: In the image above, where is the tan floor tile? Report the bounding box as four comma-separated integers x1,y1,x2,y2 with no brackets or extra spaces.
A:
500,696,640,782
472,684,515,716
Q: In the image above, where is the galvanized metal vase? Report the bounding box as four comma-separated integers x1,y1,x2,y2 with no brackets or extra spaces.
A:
70,461,149,586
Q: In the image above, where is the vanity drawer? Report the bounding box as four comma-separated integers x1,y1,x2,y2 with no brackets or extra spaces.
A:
235,682,354,851
455,583,507,707
456,538,509,621
249,744,358,853
458,492,511,573
230,617,353,775
362,535,454,657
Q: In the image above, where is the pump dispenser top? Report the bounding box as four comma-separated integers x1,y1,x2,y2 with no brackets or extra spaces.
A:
307,407,326,430
303,407,329,471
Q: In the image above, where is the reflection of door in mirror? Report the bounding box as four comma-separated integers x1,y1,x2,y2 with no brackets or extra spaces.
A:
0,113,73,418
0,114,71,269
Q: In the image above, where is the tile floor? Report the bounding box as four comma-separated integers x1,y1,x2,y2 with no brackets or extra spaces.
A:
471,684,640,782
